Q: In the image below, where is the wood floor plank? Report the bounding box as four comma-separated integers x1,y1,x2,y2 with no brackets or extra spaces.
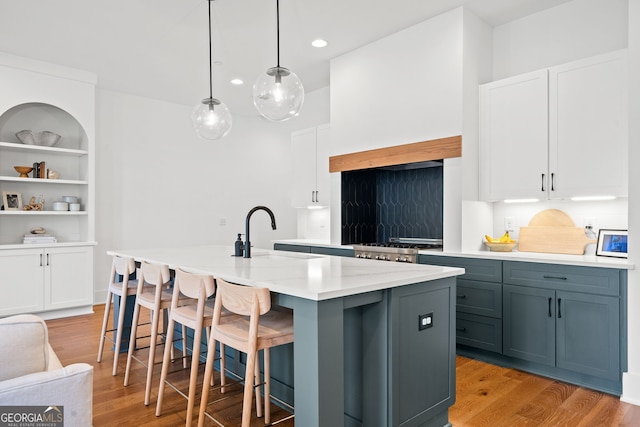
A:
515,381,579,423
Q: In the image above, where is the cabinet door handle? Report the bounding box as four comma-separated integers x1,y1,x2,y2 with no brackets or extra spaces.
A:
315,191,319,203
457,294,467,299
543,275,567,281
456,327,467,332
541,173,546,191
551,173,556,191
557,298,562,319
39,253,43,267
548,297,552,317
311,191,316,203
46,253,50,266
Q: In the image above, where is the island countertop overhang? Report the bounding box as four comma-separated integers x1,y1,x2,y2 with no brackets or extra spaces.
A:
106,245,465,301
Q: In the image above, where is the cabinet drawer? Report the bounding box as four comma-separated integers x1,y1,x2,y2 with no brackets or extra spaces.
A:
419,255,502,283
503,261,620,296
457,280,502,318
456,312,502,354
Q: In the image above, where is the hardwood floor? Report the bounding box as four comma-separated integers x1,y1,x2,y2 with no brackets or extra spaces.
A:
46,304,294,427
451,357,640,427
45,304,640,426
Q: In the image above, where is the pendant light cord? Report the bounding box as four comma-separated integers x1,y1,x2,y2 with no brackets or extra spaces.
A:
276,0,280,68
208,0,213,101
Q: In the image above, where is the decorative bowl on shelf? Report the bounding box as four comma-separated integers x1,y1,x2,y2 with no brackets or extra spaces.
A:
484,241,517,252
16,130,62,147
14,165,33,178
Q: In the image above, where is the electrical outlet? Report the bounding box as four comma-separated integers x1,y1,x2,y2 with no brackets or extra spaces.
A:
418,313,433,331
504,217,515,232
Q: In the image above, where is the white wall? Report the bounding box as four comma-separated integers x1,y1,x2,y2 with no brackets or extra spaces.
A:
328,7,492,247
623,0,640,406
453,9,493,251
492,199,628,253
94,86,329,301
329,8,464,155
493,0,628,80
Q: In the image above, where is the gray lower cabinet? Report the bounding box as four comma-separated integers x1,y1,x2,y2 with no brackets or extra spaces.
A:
419,255,503,354
503,284,620,381
556,290,620,380
420,254,626,395
503,284,555,365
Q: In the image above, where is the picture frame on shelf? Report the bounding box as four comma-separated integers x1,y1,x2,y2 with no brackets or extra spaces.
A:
596,229,628,258
2,191,23,211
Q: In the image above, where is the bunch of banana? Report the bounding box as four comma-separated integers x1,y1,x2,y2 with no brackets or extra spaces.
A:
485,231,515,243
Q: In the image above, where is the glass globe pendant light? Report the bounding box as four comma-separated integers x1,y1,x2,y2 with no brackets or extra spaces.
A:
253,0,304,121
192,0,232,140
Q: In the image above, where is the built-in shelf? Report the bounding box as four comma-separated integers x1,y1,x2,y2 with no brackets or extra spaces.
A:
0,141,88,156
0,241,97,250
0,210,87,216
0,176,88,185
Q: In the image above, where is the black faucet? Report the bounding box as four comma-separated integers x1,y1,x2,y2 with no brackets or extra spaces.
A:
243,206,277,258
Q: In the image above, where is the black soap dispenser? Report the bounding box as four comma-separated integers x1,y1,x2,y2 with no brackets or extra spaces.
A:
234,233,244,257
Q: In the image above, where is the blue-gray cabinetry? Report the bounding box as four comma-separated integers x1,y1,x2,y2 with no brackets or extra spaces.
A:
273,243,354,257
277,244,455,426
503,261,623,390
419,254,627,395
419,255,503,354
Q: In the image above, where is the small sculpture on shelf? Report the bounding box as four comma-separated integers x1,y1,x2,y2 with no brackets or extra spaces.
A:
23,196,44,211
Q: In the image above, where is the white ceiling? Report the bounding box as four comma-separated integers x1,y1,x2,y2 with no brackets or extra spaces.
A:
0,0,571,117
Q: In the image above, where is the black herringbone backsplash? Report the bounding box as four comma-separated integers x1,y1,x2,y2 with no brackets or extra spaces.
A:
341,166,443,244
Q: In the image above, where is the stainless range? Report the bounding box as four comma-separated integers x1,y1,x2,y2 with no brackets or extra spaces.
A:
352,237,443,263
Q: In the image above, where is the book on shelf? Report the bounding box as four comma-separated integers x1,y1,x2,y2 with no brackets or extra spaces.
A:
31,161,47,179
23,233,57,243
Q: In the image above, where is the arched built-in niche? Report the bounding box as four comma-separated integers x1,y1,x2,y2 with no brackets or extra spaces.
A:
0,102,88,150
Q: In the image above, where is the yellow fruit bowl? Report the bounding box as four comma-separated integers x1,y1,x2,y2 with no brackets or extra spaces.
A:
485,241,517,252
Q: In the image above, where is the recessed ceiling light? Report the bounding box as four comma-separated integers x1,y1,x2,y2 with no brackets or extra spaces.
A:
230,78,244,85
311,39,328,48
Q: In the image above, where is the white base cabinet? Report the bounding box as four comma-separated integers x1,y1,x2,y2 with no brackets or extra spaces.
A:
480,49,627,201
0,246,93,317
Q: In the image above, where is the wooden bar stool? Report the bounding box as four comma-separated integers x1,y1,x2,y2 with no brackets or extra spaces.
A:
123,261,175,406
155,268,221,427
197,278,294,427
97,255,138,376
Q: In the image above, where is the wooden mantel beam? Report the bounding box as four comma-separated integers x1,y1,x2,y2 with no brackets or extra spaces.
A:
328,135,462,173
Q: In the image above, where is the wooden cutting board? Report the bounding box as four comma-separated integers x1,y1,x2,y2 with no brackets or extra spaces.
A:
518,209,596,255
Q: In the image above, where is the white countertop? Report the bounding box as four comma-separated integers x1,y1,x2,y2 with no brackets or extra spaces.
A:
421,249,634,269
272,239,634,270
107,245,464,301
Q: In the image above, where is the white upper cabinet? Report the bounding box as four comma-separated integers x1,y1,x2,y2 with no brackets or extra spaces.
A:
479,70,548,201
479,50,628,201
549,50,628,199
291,124,330,208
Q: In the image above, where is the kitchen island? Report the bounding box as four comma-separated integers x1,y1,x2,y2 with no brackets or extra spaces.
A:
107,245,464,427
